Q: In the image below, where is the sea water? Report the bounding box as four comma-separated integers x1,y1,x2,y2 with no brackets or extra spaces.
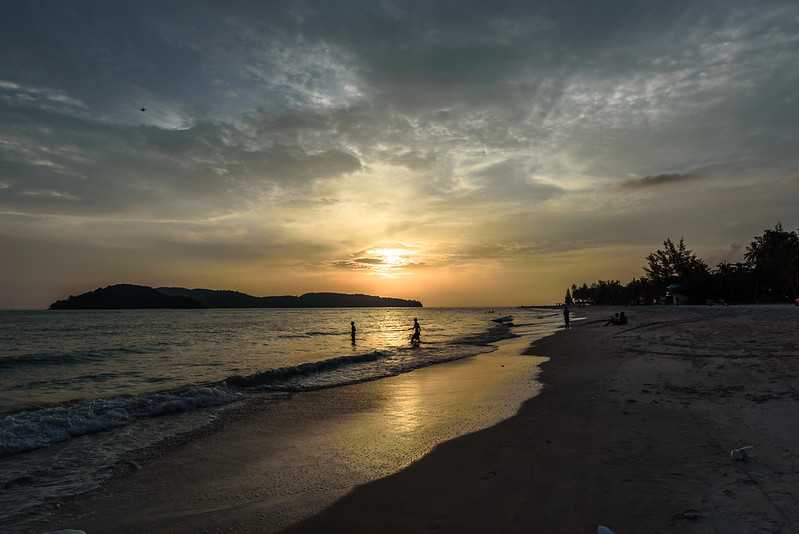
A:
0,307,561,528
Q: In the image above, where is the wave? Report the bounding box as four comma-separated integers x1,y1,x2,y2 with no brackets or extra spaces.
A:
0,322,520,457
225,350,392,388
275,330,344,339
0,346,163,369
452,322,516,345
0,349,401,457
0,385,241,457
0,343,471,457
305,330,345,336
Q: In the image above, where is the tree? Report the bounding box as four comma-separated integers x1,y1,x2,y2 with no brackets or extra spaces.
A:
644,238,706,284
745,223,799,301
564,288,573,306
712,261,754,303
643,238,710,301
569,227,798,306
626,277,656,305
574,283,592,303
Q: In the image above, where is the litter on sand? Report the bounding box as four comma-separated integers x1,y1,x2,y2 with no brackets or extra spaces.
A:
730,446,755,461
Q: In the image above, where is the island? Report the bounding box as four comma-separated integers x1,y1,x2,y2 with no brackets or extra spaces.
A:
49,284,423,309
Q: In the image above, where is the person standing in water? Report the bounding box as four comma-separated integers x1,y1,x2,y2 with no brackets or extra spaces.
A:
563,304,570,329
351,321,356,345
410,317,421,345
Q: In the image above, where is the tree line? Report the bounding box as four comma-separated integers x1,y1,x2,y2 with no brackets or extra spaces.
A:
565,223,799,305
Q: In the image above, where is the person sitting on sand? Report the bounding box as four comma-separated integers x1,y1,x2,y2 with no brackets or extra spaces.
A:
604,312,629,326
410,318,421,345
351,321,356,345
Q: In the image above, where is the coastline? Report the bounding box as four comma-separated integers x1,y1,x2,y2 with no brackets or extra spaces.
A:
287,305,799,533
29,305,799,533
31,330,553,533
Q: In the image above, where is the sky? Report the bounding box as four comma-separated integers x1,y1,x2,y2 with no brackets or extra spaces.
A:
2,1,799,308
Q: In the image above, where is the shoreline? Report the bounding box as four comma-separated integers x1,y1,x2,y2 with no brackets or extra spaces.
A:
287,305,799,533
29,305,799,533
30,325,556,533
1,312,525,527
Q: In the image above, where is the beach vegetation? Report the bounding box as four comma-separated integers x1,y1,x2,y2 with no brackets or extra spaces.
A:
745,223,799,302
570,224,799,305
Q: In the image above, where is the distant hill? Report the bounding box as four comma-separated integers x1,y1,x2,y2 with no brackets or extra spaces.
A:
50,284,423,309
49,284,205,310
157,287,277,308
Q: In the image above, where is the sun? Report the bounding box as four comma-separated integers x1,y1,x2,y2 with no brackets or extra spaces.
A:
383,253,403,265
365,247,416,275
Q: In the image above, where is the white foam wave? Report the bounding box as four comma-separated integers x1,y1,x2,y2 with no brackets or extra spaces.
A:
0,385,241,456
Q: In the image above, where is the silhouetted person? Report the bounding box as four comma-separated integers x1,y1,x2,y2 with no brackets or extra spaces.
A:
351,321,356,345
604,312,628,326
410,318,421,345
563,304,570,328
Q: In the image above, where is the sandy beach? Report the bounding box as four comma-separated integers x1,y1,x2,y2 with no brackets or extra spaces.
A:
33,306,799,533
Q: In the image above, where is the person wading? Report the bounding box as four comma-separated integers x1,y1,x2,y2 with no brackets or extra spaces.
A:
410,317,421,345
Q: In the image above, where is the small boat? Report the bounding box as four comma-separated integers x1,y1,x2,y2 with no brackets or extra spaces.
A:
491,315,513,323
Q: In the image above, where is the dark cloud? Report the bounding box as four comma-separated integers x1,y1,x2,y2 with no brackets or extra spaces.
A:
619,172,702,190
4,1,799,209
331,259,371,271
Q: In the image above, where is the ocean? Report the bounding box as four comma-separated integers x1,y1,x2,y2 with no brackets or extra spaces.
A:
0,307,562,528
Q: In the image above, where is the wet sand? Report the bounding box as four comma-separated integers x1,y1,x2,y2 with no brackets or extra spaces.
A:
33,336,548,533
288,306,799,533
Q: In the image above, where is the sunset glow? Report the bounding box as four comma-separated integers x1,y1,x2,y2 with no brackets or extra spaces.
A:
1,2,799,308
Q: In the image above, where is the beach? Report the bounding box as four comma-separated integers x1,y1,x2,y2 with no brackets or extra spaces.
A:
31,306,799,533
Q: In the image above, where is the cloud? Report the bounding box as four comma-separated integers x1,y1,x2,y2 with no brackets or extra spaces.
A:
19,189,79,200
3,1,799,306
0,100,362,217
618,172,702,190
0,79,86,110
352,257,384,265
384,150,438,171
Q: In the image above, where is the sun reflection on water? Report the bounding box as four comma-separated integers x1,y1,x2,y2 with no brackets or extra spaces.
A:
383,377,422,434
